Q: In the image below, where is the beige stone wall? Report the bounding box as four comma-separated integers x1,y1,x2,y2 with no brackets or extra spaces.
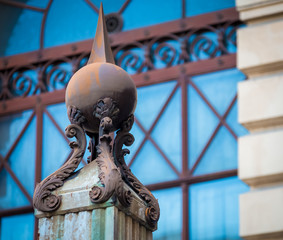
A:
237,0,283,239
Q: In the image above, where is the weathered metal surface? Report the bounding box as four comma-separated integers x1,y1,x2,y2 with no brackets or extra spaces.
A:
38,215,64,240
38,206,153,240
33,124,86,212
65,5,137,134
113,114,160,227
34,146,157,232
33,4,160,229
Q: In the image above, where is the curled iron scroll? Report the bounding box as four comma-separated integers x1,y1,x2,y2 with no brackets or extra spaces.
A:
33,124,86,212
113,115,160,228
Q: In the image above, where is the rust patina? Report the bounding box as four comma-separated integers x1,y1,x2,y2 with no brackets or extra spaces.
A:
65,5,136,134
33,4,160,229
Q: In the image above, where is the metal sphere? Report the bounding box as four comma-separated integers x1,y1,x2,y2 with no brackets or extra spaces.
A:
65,62,137,134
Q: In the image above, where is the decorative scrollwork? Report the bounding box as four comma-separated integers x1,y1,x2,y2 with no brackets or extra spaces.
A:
33,124,86,212
89,113,132,207
188,27,221,60
150,35,179,68
113,42,150,74
67,105,86,126
93,98,120,121
113,114,160,227
0,21,241,101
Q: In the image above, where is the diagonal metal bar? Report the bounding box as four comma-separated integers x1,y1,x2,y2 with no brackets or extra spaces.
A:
180,74,188,176
133,117,181,176
189,94,237,175
0,0,45,12
128,83,179,167
45,109,88,166
0,111,35,173
44,108,70,143
0,156,33,204
35,104,43,186
118,0,131,14
84,0,99,13
40,0,53,49
189,79,237,139
148,136,181,176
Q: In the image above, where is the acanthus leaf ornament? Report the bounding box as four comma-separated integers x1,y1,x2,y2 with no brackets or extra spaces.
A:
33,4,159,229
33,123,86,212
113,115,160,227
89,100,132,208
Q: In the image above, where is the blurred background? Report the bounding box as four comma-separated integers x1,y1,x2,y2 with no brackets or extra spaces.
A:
0,0,250,239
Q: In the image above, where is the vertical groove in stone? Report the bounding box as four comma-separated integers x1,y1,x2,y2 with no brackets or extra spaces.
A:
140,224,146,240
38,218,51,240
132,220,139,240
37,207,155,240
118,210,126,240
63,213,78,240
105,206,119,240
50,215,64,239
76,211,92,239
125,215,133,240
146,230,153,240
91,208,106,240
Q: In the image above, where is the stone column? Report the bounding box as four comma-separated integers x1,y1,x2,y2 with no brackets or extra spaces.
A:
35,160,154,240
236,0,283,239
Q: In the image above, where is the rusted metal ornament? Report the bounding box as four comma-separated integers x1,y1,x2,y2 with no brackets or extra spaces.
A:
66,62,136,134
65,4,137,134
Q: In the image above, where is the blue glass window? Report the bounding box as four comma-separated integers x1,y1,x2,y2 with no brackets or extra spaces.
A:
0,110,35,209
1,213,35,240
153,187,182,240
129,81,181,184
186,0,235,17
188,69,247,175
189,177,249,239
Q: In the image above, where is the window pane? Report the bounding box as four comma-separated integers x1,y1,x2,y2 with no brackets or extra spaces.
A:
131,141,178,185
194,126,237,175
9,116,36,196
0,169,30,209
42,112,71,179
123,0,181,31
0,110,33,156
152,87,182,171
191,69,245,116
135,81,176,130
188,69,246,173
188,84,219,169
0,110,35,209
186,0,235,17
153,187,182,240
45,0,97,48
189,177,249,240
1,213,34,240
1,6,42,56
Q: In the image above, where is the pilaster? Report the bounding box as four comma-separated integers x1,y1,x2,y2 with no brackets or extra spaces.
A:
236,0,283,238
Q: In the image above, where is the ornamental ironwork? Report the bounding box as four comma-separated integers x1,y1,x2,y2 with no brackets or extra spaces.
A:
33,5,160,228
0,18,241,101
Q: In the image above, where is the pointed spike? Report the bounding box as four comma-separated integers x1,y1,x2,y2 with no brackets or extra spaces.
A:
87,3,115,65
